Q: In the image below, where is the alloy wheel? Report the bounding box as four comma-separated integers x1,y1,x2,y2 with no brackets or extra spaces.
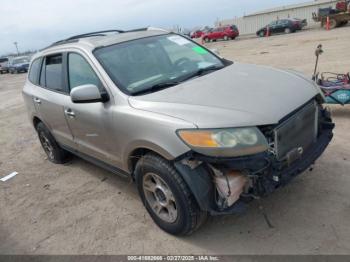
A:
143,172,178,223
39,132,54,160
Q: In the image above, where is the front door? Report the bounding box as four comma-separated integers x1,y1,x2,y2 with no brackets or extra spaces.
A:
276,20,286,33
64,52,114,164
269,21,278,34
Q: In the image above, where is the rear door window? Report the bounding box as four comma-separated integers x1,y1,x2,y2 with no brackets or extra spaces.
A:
43,54,65,92
28,58,42,85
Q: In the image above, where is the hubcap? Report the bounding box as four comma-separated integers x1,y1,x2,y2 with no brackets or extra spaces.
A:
39,132,54,160
143,173,178,223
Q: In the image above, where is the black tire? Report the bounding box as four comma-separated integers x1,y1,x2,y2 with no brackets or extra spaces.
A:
330,19,338,29
135,153,207,235
36,122,70,164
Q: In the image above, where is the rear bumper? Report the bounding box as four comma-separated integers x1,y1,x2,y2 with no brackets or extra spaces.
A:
175,107,334,215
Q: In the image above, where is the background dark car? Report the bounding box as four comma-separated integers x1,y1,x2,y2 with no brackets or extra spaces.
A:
257,19,299,37
8,56,30,74
0,57,9,74
203,25,239,42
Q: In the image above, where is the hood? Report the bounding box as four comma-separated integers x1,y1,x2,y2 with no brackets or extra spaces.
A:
129,63,320,128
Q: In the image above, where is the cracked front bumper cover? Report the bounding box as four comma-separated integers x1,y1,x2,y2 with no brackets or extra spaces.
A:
175,110,334,215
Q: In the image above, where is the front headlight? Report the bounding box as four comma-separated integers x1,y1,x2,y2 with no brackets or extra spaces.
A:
177,127,268,157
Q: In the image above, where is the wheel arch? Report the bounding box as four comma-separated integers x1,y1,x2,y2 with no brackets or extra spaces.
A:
33,116,42,129
126,145,177,176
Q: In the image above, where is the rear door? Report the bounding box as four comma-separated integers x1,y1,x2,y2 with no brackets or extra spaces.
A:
211,28,220,39
33,53,76,149
63,52,114,164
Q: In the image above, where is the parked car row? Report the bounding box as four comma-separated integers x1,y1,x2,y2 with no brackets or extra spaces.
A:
0,56,30,74
189,18,307,43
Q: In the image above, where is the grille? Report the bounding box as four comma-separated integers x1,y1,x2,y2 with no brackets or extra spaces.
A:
274,101,318,160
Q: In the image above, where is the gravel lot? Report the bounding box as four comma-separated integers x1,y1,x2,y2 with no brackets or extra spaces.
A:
1,26,350,255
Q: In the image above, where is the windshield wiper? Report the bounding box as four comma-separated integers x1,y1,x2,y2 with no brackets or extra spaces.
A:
131,65,224,96
180,65,225,82
132,81,180,95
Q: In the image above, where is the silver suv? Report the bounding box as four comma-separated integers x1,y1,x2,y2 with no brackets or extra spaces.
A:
23,28,334,235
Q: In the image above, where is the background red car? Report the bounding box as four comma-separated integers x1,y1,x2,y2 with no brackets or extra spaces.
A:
190,30,205,39
202,25,239,42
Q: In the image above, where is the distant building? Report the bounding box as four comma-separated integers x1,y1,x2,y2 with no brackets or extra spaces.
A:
217,0,338,35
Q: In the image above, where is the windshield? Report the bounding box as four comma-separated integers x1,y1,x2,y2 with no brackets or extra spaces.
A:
13,57,29,64
94,34,224,95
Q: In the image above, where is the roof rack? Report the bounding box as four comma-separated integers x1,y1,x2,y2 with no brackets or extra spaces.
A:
65,29,125,40
43,29,125,49
43,27,169,50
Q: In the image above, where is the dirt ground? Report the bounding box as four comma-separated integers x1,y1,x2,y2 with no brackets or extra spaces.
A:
1,26,350,255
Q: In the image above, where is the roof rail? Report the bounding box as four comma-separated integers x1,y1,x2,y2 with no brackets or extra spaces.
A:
43,27,169,50
65,29,125,40
43,29,125,49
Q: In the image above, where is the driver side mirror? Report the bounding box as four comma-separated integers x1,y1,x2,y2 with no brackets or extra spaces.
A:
70,84,106,103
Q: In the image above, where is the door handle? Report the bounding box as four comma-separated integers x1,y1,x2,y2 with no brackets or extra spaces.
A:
33,97,41,104
64,109,75,118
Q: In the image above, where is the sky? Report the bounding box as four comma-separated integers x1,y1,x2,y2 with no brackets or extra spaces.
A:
0,0,306,55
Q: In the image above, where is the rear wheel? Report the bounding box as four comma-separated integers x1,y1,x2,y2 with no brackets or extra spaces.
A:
36,122,70,164
135,153,207,235
339,21,348,26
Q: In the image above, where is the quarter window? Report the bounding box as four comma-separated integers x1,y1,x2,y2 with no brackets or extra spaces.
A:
28,58,42,85
68,53,101,91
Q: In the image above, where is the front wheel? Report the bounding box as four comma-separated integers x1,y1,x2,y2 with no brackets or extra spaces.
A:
323,19,338,29
135,153,207,235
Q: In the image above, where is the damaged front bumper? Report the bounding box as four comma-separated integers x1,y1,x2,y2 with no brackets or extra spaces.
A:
174,107,334,216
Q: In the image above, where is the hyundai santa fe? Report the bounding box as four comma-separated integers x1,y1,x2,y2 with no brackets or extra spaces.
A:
23,28,334,235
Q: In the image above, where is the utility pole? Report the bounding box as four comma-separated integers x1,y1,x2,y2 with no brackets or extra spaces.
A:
13,42,19,55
